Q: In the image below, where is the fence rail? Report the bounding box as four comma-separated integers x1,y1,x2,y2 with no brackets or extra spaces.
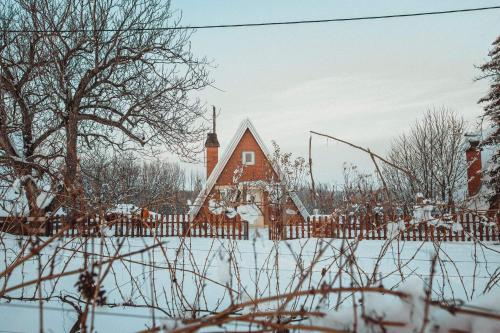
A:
2,211,498,242
0,213,250,240
269,212,500,242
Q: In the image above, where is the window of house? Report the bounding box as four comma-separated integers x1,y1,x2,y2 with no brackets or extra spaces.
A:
247,194,255,203
242,151,255,165
219,189,229,201
219,188,238,202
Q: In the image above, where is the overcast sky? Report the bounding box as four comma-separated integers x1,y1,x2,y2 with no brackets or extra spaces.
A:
168,0,500,184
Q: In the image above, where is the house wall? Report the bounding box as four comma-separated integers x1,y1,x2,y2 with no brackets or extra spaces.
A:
195,129,305,225
466,145,482,197
216,129,276,185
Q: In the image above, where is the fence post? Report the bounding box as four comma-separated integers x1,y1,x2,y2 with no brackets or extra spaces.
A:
178,213,182,236
479,222,484,241
132,215,137,237
357,216,362,240
54,217,59,235
58,216,63,237
170,213,173,236
182,219,188,237
236,217,241,240
122,214,127,237
462,213,467,241
473,216,478,240
325,216,330,238
119,215,123,237
192,219,197,237
160,214,164,237
353,218,358,239
169,214,173,237
460,220,465,242
45,218,51,237
210,215,215,238
218,218,223,238
485,220,490,242
152,214,156,237
376,218,382,240
312,216,323,237
493,213,499,242
364,215,370,240
70,218,74,237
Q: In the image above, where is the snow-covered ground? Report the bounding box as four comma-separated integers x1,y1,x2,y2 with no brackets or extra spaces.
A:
0,230,499,332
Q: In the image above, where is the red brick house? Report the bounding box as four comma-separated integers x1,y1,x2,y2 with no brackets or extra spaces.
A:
189,118,309,227
465,134,499,210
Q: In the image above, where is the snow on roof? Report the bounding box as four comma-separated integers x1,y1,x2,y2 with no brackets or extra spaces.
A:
464,132,481,144
108,203,141,214
189,118,309,221
0,180,57,217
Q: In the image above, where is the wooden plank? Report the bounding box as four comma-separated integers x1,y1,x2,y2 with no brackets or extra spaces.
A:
479,222,484,241
473,216,478,241
352,218,357,239
365,216,370,240
177,213,181,236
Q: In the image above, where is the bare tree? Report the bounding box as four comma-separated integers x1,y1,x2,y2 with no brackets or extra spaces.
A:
383,108,467,209
298,182,338,214
0,0,210,215
0,1,65,216
80,150,190,213
267,141,309,223
478,35,500,209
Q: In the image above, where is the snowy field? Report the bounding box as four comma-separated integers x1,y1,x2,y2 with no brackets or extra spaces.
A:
0,230,499,332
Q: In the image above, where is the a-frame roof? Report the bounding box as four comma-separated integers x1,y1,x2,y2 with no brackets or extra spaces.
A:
189,118,309,220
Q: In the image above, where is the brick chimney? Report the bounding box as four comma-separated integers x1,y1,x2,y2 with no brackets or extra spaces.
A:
465,134,482,197
205,106,219,179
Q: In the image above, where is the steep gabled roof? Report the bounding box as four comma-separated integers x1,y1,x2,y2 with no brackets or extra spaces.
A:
189,118,309,220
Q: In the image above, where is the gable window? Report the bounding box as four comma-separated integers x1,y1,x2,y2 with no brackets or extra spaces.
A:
242,151,255,165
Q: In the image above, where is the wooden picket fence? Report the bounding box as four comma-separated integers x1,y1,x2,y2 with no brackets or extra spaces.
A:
269,212,500,242
1,213,250,240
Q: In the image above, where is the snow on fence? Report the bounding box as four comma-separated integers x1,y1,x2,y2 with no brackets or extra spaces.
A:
0,213,250,240
2,211,498,242
269,212,500,241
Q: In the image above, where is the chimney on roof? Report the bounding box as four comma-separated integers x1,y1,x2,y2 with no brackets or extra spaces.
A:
205,106,219,179
465,134,482,197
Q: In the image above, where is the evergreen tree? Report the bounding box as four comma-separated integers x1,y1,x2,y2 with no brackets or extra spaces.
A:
478,36,500,209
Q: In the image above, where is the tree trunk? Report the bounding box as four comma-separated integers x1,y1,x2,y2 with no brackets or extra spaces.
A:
22,177,42,216
64,110,82,217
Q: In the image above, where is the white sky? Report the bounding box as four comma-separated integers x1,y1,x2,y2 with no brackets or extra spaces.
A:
167,0,500,185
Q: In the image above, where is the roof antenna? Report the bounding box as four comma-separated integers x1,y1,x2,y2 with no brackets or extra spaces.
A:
212,105,216,133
